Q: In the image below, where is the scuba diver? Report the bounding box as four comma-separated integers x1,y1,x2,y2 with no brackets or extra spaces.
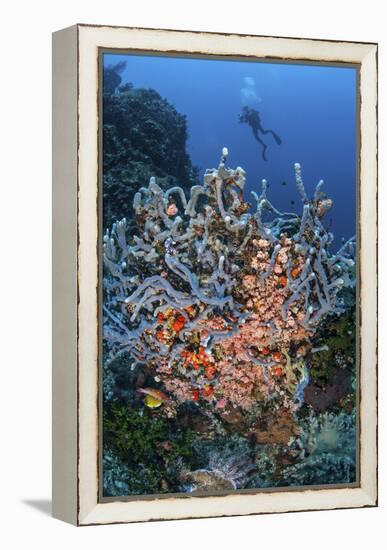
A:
239,106,282,161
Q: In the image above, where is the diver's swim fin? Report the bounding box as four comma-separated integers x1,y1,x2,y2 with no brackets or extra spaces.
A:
272,132,282,145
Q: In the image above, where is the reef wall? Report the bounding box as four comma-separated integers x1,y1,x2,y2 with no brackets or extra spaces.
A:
103,63,198,229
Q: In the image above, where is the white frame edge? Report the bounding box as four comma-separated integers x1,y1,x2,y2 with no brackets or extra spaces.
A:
53,24,378,526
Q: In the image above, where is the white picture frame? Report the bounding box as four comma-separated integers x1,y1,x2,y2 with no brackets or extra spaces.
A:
52,24,377,526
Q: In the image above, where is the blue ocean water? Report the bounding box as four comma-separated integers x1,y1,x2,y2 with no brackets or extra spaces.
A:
104,53,357,248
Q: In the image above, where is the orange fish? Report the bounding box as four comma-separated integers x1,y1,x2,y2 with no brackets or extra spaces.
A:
291,268,300,279
157,312,164,324
261,347,270,356
279,275,287,287
137,387,168,401
273,367,284,377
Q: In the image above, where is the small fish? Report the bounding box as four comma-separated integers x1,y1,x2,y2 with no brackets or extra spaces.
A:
282,181,287,186
138,387,168,399
290,199,295,206
138,387,168,408
144,395,163,408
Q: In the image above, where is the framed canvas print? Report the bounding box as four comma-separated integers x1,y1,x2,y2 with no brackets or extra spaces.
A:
52,24,378,526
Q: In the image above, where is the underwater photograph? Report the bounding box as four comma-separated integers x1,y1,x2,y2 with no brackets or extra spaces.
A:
101,52,358,498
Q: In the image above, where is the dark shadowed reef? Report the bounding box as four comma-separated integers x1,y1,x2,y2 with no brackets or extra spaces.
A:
103,63,198,229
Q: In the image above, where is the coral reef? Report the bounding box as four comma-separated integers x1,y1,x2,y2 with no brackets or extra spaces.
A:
103,62,198,229
179,452,256,493
102,148,356,495
281,410,356,485
103,149,355,415
103,449,132,497
103,401,195,495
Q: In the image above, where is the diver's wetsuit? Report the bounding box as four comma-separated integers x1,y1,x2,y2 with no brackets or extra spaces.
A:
239,106,282,161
